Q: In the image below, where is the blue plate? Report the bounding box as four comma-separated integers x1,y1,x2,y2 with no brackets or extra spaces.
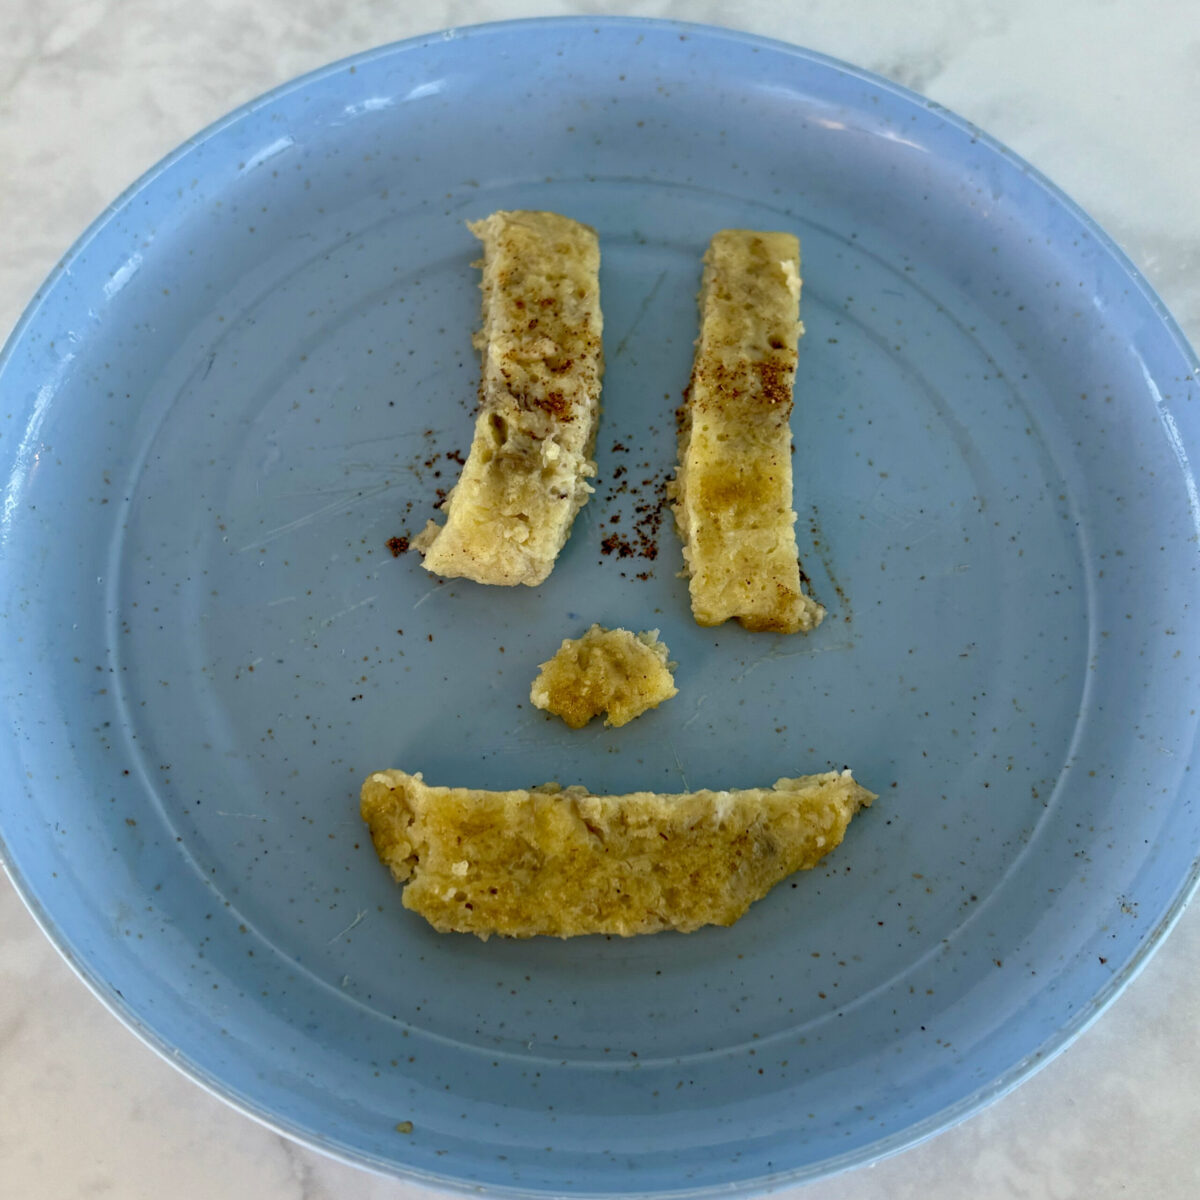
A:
2,17,1198,1196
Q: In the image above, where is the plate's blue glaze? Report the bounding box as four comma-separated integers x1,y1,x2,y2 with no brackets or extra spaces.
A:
1,17,1198,1196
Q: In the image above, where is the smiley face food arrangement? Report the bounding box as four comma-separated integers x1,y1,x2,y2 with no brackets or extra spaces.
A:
364,212,872,939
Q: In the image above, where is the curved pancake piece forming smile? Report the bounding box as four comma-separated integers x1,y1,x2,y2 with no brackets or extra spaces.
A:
360,768,874,939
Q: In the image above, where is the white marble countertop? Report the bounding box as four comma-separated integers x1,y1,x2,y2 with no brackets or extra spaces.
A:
2,1,1198,1196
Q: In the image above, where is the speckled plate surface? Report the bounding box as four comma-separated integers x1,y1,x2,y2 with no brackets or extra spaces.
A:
2,17,1199,1197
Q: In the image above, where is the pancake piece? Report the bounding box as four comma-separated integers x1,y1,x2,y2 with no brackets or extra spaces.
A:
530,625,677,729
670,229,823,632
360,768,874,939
415,210,604,586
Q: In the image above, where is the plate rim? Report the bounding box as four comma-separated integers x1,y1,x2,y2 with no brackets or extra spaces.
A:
1,14,1199,1197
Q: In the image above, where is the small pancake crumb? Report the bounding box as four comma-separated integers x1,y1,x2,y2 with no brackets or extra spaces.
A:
530,624,677,728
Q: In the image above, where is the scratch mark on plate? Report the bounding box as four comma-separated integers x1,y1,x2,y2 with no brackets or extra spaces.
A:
734,640,855,684
412,584,442,610
667,738,690,791
612,270,668,361
321,595,378,626
238,482,392,552
328,910,368,944
682,694,709,730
